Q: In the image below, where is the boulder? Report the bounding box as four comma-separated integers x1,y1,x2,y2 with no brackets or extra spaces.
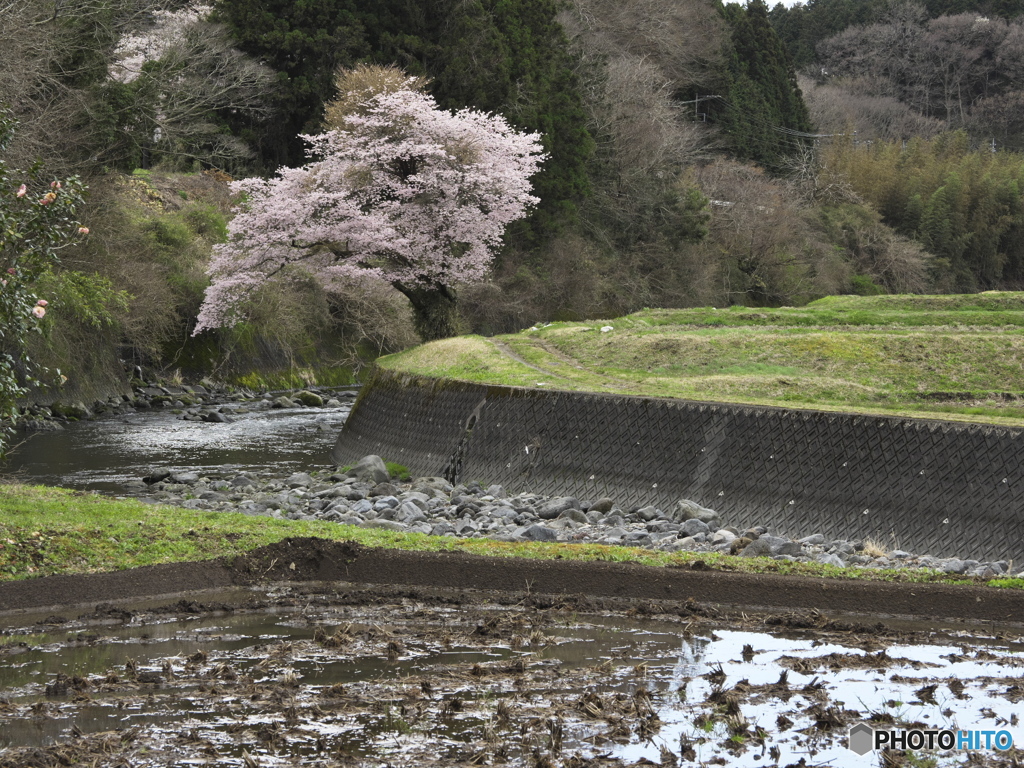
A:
536,497,581,520
518,524,558,542
671,499,721,527
680,518,711,537
557,508,588,524
635,506,661,522
345,455,390,485
294,390,324,407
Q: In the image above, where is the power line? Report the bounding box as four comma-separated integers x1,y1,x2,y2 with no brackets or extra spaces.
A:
702,94,851,139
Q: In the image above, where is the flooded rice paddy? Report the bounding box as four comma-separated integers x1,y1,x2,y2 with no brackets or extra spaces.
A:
1,584,1022,767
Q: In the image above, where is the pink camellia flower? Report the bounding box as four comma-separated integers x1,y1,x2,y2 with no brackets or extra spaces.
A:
16,184,26,198
1,280,6,286
78,226,89,235
36,299,48,307
50,181,61,189
7,268,15,275
31,306,45,318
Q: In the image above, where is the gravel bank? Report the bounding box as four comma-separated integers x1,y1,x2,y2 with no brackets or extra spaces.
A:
127,454,1021,581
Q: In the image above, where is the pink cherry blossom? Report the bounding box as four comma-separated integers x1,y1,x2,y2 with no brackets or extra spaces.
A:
31,306,45,318
16,184,26,198
195,87,544,334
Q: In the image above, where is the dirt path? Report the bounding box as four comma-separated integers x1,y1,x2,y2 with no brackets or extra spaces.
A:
1,538,1022,627
490,338,572,379
490,338,641,392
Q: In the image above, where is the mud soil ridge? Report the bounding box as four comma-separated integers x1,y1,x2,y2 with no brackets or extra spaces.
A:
1,537,1022,625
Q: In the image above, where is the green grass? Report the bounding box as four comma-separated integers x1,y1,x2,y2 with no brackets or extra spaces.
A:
380,293,1024,426
0,484,1017,590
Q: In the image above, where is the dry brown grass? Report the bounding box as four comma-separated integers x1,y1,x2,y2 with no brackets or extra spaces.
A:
861,538,890,559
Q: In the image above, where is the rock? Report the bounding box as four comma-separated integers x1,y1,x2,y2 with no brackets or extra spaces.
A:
635,505,661,522
271,396,296,409
349,499,374,515
710,529,736,545
739,538,774,558
558,508,588,524
671,499,721,527
486,484,507,499
285,472,313,488
800,533,826,546
832,541,856,555
536,497,580,520
21,419,64,432
143,469,172,485
589,497,614,514
294,390,324,407
680,518,711,537
362,519,408,532
396,503,427,525
776,540,803,557
671,537,698,552
366,482,398,497
411,477,454,495
518,524,558,542
51,401,93,420
345,455,390,485
169,471,200,485
373,496,400,511
817,553,846,568
202,411,234,423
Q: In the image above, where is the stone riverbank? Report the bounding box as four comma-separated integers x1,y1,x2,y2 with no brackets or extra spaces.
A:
126,454,1021,581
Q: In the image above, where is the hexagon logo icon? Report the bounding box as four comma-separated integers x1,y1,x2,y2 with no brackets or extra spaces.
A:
848,722,875,755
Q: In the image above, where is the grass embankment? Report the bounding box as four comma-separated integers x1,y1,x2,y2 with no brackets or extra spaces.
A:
381,292,1024,426
2,485,1021,590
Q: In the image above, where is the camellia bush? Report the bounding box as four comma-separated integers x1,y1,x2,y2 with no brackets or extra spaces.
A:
194,68,546,341
0,112,86,457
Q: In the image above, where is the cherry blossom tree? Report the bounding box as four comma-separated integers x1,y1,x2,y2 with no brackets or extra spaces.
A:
195,73,545,340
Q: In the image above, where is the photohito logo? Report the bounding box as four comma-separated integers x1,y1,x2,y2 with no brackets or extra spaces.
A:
848,723,1015,755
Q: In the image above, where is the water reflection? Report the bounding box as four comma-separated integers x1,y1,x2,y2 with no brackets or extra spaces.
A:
5,402,351,492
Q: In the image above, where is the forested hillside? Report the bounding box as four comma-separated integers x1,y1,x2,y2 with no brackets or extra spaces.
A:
2,0,1024,405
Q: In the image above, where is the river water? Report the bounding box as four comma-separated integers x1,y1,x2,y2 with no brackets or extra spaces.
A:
4,398,352,493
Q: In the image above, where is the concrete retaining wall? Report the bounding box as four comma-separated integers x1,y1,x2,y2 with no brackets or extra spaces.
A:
333,369,1024,563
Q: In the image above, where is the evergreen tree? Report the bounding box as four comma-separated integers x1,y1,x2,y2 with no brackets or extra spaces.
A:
213,0,369,167
716,0,814,170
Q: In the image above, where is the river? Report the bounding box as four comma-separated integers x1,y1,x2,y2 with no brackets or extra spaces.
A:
4,398,352,493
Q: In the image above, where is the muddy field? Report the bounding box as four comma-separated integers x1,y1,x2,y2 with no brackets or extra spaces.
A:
2,574,1023,768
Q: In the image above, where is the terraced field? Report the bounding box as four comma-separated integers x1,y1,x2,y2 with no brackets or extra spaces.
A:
380,293,1024,426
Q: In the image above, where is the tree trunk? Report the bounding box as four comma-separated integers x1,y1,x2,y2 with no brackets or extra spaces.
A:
394,282,461,341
